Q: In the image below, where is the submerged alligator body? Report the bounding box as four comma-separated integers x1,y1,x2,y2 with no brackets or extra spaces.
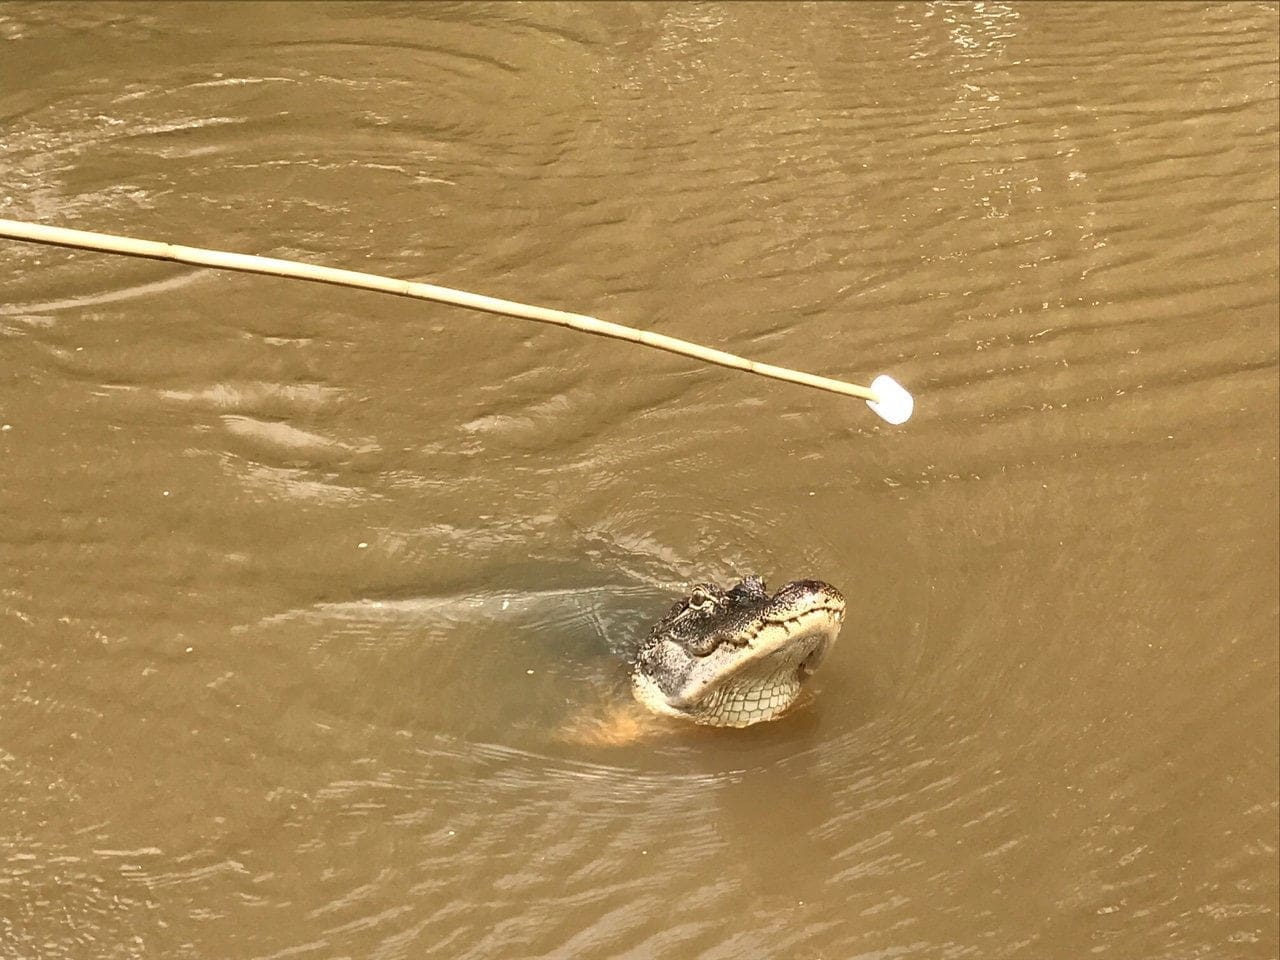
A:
632,576,845,728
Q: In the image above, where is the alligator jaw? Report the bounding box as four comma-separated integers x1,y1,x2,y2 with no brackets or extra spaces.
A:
632,579,846,727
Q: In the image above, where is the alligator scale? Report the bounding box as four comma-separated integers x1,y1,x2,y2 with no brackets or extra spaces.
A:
632,576,846,728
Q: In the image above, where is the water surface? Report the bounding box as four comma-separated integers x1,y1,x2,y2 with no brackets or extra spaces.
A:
1,3,1277,958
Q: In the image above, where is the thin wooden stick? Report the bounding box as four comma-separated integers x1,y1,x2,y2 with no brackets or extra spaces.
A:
0,218,910,415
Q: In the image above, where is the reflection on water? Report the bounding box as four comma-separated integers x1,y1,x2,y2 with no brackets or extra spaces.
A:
1,2,1276,958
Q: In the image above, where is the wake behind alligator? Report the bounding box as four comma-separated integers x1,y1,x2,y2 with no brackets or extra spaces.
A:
251,574,846,732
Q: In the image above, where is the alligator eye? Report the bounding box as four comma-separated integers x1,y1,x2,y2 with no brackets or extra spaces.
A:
689,584,718,610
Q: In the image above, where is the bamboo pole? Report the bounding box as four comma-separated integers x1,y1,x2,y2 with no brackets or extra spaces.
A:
0,218,914,421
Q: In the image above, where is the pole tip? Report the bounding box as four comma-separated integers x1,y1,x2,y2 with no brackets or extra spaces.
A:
866,374,914,425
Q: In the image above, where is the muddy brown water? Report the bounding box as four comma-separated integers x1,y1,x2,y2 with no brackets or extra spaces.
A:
2,3,1277,958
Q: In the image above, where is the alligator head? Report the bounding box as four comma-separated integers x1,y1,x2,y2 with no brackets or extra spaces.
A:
631,576,845,728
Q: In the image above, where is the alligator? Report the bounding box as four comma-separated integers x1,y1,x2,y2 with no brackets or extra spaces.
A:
630,576,846,728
